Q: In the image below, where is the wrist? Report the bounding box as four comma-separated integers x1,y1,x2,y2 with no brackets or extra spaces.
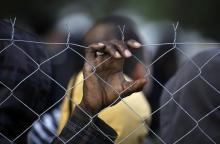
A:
79,101,99,116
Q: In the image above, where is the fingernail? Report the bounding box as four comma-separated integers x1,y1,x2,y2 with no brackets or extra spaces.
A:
115,51,121,58
133,42,142,48
98,42,105,46
124,49,132,57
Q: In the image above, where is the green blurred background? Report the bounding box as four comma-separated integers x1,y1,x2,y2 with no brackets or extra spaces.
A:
0,0,220,40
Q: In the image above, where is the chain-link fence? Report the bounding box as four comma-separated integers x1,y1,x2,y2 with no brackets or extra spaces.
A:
0,19,219,144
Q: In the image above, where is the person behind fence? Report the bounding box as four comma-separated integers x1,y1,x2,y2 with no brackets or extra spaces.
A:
146,33,178,143
55,15,151,144
160,49,220,143
0,17,150,144
27,12,93,144
0,20,62,144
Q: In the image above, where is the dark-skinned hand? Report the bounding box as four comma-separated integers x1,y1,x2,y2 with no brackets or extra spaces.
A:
79,39,147,115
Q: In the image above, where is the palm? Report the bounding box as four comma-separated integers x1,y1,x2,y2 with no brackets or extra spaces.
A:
83,56,125,114
80,40,147,115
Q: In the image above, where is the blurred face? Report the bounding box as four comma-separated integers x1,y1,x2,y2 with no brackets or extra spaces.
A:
83,22,146,80
83,23,119,45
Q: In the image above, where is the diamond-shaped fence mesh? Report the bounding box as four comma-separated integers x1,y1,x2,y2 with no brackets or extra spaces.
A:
0,18,219,144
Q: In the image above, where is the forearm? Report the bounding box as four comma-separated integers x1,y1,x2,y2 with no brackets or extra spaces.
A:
52,106,117,144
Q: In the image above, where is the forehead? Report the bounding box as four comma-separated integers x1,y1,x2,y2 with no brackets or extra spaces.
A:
83,23,120,44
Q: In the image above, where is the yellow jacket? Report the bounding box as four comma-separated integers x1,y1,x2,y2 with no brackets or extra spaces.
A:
58,72,151,144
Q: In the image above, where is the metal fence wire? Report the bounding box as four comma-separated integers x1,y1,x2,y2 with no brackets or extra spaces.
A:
0,19,220,144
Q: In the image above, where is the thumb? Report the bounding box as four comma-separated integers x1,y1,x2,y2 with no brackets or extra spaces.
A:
121,78,147,98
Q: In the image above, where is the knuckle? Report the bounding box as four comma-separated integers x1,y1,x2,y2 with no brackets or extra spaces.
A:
105,44,113,51
110,39,119,43
96,51,104,56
